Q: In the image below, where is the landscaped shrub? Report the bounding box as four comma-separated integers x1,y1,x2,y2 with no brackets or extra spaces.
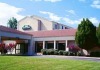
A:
41,49,82,56
90,51,100,57
58,50,64,55
41,49,55,55
46,49,54,55
41,49,47,55
49,49,54,55
46,50,49,55
69,52,75,56
54,50,58,55
41,49,45,53
0,43,16,54
77,52,82,56
63,51,69,56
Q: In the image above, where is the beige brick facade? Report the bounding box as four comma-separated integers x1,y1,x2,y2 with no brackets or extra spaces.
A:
17,15,70,32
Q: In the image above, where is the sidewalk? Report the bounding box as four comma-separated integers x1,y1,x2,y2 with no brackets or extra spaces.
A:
34,55,100,62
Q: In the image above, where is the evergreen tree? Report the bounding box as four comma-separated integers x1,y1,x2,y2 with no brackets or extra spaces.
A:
75,18,97,51
7,17,17,29
96,23,100,46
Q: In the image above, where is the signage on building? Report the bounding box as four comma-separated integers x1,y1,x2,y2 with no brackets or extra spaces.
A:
22,25,32,30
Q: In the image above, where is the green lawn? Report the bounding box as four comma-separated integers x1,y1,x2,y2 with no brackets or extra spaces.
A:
0,56,100,70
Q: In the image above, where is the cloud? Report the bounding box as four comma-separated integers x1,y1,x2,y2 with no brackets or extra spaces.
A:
30,0,62,2
44,0,62,2
40,11,82,25
63,17,100,25
40,11,100,27
89,17,100,25
63,18,82,24
0,2,24,26
91,0,100,9
40,11,61,21
66,10,76,15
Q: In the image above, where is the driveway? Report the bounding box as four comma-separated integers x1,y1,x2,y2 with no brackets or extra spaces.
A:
33,55,100,62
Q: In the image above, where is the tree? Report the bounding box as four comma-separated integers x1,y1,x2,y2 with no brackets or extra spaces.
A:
75,18,97,51
7,17,17,29
96,23,100,46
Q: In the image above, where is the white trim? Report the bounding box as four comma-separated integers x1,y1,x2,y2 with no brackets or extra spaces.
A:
33,36,75,41
65,40,69,51
43,41,45,49
54,40,56,50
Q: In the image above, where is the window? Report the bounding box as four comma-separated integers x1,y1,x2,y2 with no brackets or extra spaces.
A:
65,27,67,29
38,20,42,31
16,44,20,54
62,26,63,29
55,24,57,29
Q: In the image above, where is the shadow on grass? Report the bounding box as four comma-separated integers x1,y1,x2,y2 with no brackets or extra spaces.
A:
0,54,32,56
0,53,43,56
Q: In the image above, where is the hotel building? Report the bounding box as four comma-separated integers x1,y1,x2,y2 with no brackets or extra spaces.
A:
0,15,76,55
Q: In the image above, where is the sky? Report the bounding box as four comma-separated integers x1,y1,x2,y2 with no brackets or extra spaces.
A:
0,0,100,28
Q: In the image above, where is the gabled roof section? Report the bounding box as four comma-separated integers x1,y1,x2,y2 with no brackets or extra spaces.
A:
18,16,28,23
0,25,32,36
27,29,77,38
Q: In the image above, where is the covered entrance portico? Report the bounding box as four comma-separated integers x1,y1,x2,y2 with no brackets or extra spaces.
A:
0,26,34,55
35,40,72,53
34,36,75,53
57,41,66,51
2,36,29,55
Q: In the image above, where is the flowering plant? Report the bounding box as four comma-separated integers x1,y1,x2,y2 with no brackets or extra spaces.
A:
0,43,16,54
0,43,5,51
69,45,80,52
5,43,16,54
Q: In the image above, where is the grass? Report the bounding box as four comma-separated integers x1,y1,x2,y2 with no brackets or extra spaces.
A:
0,56,100,70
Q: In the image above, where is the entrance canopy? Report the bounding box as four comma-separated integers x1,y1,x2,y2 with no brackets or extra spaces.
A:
0,25,33,55
0,25,32,40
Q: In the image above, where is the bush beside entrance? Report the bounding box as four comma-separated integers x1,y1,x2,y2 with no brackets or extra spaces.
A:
90,51,100,57
41,49,82,56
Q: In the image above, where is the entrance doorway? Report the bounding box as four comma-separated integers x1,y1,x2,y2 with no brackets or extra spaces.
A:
46,41,54,49
16,43,28,54
35,42,43,53
58,43,65,50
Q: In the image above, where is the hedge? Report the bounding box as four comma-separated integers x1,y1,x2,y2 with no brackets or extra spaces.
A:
41,49,82,56
90,51,100,57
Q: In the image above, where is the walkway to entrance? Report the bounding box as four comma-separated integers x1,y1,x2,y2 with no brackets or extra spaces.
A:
33,55,100,62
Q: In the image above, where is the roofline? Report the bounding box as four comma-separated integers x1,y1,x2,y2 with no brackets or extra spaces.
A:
27,28,76,32
33,35,75,38
27,28,77,37
0,25,32,36
0,29,32,36
18,16,28,23
18,15,71,28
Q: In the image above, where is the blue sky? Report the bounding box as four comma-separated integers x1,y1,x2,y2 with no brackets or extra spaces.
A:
0,0,100,28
